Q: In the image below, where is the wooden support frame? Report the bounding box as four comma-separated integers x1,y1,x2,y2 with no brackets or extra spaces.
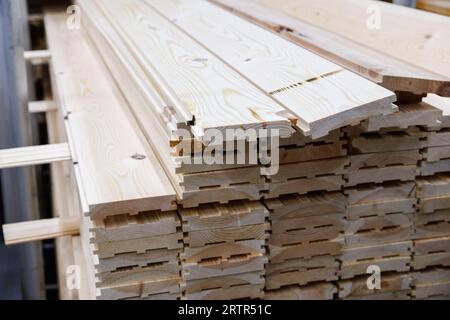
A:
0,143,71,169
24,49,51,65
28,100,57,113
2,217,80,245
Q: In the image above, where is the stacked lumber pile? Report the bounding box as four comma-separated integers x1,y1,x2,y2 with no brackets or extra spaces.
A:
413,101,450,299
26,0,450,300
264,191,345,299
338,103,440,299
179,202,269,300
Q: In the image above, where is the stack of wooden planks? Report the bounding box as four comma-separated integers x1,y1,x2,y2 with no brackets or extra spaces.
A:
210,0,450,300
5,0,447,300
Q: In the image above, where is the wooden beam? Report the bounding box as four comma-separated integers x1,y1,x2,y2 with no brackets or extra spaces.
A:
28,14,44,23
0,143,72,169
211,0,450,97
28,100,57,113
2,217,80,246
24,49,51,65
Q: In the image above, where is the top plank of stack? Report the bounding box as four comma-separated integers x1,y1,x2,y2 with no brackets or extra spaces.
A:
212,0,450,97
77,0,396,140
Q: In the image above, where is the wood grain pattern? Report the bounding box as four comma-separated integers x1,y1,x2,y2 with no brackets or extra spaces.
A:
244,0,450,78
211,0,450,96
45,10,176,219
91,0,293,138
2,217,80,245
149,0,396,138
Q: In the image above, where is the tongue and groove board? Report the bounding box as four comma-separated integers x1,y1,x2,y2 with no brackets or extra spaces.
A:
87,0,293,140
210,0,450,97
239,0,450,78
148,0,396,139
44,10,177,220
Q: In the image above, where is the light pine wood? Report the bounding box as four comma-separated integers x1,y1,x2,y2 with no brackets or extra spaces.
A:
417,0,450,17
211,0,450,96
424,95,450,127
28,100,57,113
179,200,268,232
0,143,71,169
2,217,80,245
150,0,396,139
338,273,411,299
362,103,442,132
243,0,450,78
24,49,51,65
266,283,337,300
82,0,293,140
44,10,177,219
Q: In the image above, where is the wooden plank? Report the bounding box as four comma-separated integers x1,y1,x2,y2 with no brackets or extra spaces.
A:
180,201,268,232
0,143,71,169
28,100,57,113
413,236,450,270
266,175,344,199
348,131,425,154
338,273,411,299
79,0,293,140
417,173,450,198
342,241,413,262
346,182,416,205
345,165,418,187
266,257,339,290
266,283,337,300
345,214,413,247
94,232,184,259
422,159,450,176
268,239,344,264
417,0,450,17
362,103,442,132
279,140,347,164
340,257,411,279
183,272,265,300
412,268,450,299
90,211,180,243
425,95,450,128
97,248,180,273
183,254,266,281
211,0,450,96
348,150,421,172
419,194,450,213
98,277,181,300
179,166,264,191
2,217,80,245
241,0,450,78
347,199,416,220
181,240,265,264
44,9,177,220
271,214,344,236
184,284,264,300
98,261,181,288
269,157,348,182
151,0,397,139
24,49,51,65
264,191,346,221
184,223,270,248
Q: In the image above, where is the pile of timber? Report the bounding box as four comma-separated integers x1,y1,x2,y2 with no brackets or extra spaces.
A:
3,0,449,300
